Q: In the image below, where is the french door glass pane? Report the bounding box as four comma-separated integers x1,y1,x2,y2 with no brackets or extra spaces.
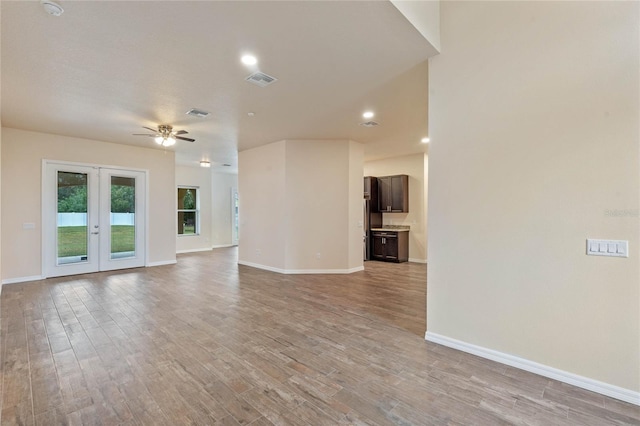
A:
110,176,136,259
57,172,88,265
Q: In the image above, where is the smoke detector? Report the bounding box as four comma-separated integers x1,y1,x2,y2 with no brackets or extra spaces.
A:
245,71,278,88
360,121,379,127
41,0,64,16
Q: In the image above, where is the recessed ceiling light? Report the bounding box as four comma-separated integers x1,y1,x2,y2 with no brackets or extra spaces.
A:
421,137,430,144
363,111,374,119
241,54,258,66
200,161,211,168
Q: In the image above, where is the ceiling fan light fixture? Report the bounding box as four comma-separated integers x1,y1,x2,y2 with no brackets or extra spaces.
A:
134,125,194,145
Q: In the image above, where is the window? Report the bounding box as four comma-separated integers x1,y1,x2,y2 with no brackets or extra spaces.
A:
177,187,199,235
231,188,239,244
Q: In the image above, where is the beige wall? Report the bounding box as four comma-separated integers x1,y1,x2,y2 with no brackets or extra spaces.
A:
364,153,427,262
423,152,428,261
211,171,238,247
176,165,212,253
427,1,639,393
1,128,176,281
0,122,2,294
239,139,363,273
238,141,287,270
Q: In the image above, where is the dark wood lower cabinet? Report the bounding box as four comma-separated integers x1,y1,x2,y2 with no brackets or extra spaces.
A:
372,234,385,259
371,231,408,263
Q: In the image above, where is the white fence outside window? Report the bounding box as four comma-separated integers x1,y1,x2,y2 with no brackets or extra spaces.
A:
57,213,135,226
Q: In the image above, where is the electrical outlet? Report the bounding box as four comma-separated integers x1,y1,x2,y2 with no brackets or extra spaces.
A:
256,249,261,257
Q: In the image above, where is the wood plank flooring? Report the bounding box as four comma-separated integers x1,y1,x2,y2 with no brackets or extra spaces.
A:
1,248,638,425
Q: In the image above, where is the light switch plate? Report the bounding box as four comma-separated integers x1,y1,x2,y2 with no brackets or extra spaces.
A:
586,239,628,257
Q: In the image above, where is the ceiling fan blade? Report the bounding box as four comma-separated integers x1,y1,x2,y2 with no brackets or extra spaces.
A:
132,134,156,137
142,126,158,132
174,130,188,135
176,136,195,142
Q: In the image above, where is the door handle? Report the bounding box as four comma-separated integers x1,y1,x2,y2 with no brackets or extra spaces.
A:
91,232,99,235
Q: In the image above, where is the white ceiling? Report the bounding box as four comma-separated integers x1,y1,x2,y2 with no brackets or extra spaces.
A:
1,1,433,171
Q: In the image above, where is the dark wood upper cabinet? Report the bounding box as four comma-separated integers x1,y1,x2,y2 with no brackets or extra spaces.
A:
377,175,408,213
378,177,391,211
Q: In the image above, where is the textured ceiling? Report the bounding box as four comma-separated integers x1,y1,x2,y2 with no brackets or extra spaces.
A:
1,1,433,170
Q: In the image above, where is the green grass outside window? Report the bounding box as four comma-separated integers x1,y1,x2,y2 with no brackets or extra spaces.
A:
57,225,135,257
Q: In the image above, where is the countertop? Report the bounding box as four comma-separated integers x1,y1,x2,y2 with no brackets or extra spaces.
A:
371,226,410,232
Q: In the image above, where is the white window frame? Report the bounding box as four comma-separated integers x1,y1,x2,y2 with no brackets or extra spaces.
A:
177,186,200,236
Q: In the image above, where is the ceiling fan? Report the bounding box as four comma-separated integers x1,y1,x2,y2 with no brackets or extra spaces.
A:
133,124,195,147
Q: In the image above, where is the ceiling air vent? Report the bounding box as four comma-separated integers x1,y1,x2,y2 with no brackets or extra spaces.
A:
360,121,379,127
186,108,210,118
245,71,278,87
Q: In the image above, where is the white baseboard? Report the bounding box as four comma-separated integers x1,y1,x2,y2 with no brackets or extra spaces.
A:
238,261,364,275
409,258,427,264
238,261,285,273
425,332,640,406
1,275,45,285
146,260,177,267
176,247,213,254
175,245,236,254
212,244,236,249
283,266,365,274
2,264,180,283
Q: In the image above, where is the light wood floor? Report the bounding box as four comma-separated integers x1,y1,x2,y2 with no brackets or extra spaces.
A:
1,248,638,425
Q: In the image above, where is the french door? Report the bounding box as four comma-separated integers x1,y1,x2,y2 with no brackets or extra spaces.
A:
43,161,146,278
